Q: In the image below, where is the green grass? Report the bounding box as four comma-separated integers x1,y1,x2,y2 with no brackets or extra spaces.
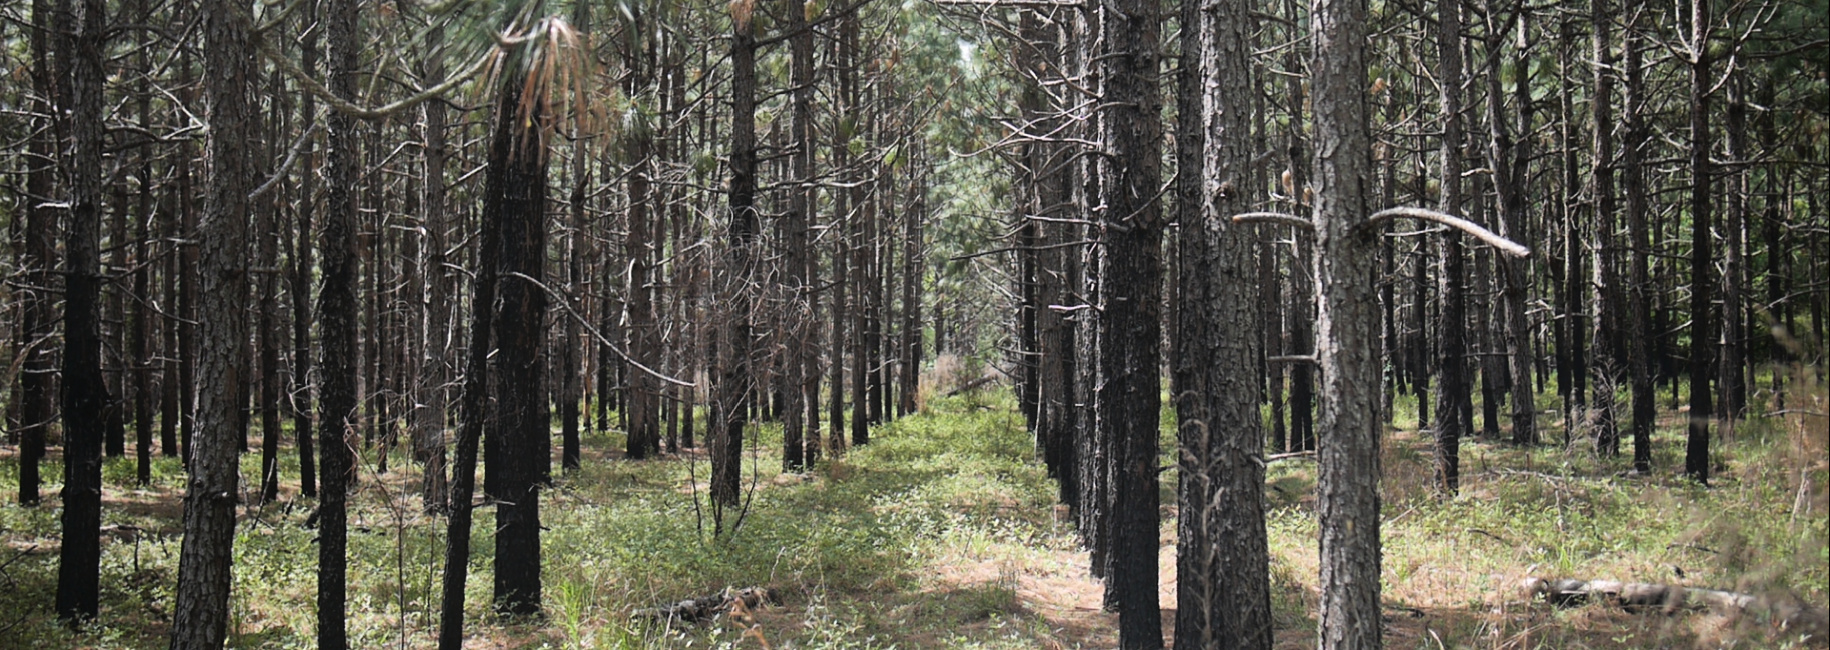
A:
0,377,1824,649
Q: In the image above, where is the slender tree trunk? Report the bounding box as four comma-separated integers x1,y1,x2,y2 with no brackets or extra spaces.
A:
828,20,851,455
1684,0,1713,483
290,0,319,497
17,0,56,506
1483,0,1537,446
780,0,813,470
1557,19,1587,440
1591,0,1621,456
1432,0,1467,495
624,7,660,461
1719,76,1748,426
436,75,504,648
899,173,923,417
416,21,450,508
1283,1,1316,452
168,0,250,641
133,19,154,482
1311,0,1382,645
714,6,760,515
56,0,109,621
314,0,362,642
1622,19,1653,474
258,70,284,504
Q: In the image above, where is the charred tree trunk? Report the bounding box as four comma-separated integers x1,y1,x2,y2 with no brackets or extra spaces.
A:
1683,0,1713,484
55,0,110,621
1432,0,1467,495
1095,0,1164,644
486,48,550,616
314,0,362,642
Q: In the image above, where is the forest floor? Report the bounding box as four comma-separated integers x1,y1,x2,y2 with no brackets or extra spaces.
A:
0,372,1826,649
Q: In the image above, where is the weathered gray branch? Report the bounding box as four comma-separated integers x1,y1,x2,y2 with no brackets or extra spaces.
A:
1363,207,1531,258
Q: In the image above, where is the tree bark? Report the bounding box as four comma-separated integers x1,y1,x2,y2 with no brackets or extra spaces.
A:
486,47,550,616
1432,0,1467,495
1096,0,1164,645
782,0,813,470
1311,0,1383,646
17,0,57,508
168,0,251,642
714,4,760,515
1483,0,1537,447
1172,0,1273,643
314,0,362,641
56,0,110,621
290,0,320,497
1684,0,1713,484
416,20,451,507
1591,0,1621,456
1622,18,1654,474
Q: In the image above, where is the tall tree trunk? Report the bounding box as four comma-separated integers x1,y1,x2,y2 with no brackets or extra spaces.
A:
168,0,250,641
1483,0,1537,446
133,11,154,483
315,0,362,641
1282,0,1317,451
899,173,922,417
1173,0,1273,642
1683,0,1713,484
486,47,550,616
828,17,852,455
258,69,285,504
1622,18,1654,474
781,0,813,470
1095,0,1164,644
16,0,56,506
1591,0,1621,456
1557,18,1587,441
1719,76,1748,426
624,4,660,461
1073,0,1105,581
436,71,504,648
1432,0,1467,495
56,0,110,621
1311,0,1382,646
714,4,760,516
416,20,451,508
290,0,320,497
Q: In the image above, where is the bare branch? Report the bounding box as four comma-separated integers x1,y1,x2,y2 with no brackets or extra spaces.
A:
1363,207,1531,258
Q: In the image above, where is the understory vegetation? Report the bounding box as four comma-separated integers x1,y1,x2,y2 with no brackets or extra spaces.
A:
1,380,1824,649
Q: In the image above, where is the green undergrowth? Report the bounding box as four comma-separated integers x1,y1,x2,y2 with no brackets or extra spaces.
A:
0,391,1084,649
1,379,1824,648
1263,383,1830,649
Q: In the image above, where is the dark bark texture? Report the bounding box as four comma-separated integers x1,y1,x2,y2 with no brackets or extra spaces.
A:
168,0,251,643
1310,0,1383,647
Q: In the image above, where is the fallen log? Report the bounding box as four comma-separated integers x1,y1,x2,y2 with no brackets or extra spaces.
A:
632,586,780,626
1519,577,1829,637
